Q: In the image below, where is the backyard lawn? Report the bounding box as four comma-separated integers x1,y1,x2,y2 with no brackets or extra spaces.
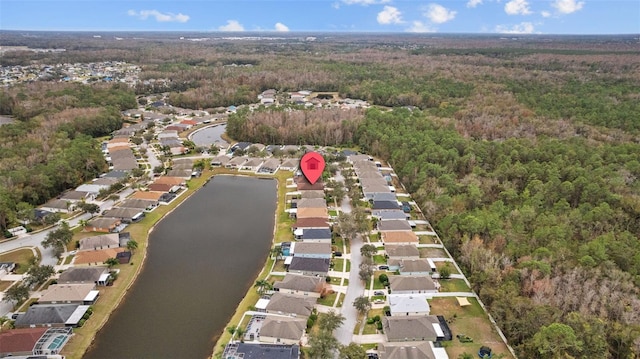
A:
439,279,471,292
429,297,514,359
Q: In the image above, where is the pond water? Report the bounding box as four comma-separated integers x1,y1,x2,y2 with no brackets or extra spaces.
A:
83,175,277,359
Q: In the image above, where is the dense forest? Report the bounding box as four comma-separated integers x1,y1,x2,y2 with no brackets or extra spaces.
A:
1,32,639,357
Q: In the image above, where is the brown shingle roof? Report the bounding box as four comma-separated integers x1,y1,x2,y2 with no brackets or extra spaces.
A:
132,191,164,200
0,327,48,354
296,207,328,219
381,231,418,244
74,248,125,265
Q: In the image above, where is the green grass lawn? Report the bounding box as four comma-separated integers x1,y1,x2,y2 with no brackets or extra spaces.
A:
436,261,459,274
419,247,447,258
439,279,471,292
429,297,514,359
373,255,386,264
272,260,287,272
0,249,36,274
373,273,388,289
318,292,338,306
345,259,351,272
332,258,344,272
362,308,384,334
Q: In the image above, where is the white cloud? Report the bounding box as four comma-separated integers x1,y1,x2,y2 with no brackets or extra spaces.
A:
552,0,585,14
495,22,535,34
505,0,532,15
127,9,190,23
467,0,483,8
377,6,403,25
218,20,245,31
406,21,436,33
342,0,390,5
541,10,551,17
425,4,457,24
274,22,290,32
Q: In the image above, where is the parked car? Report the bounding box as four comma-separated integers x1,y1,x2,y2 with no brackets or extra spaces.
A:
374,290,386,296
378,265,389,270
334,251,342,257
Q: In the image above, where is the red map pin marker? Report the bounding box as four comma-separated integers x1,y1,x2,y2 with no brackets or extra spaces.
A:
300,152,325,185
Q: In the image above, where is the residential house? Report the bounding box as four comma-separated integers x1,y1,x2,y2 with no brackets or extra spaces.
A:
398,259,432,275
60,190,94,203
131,191,165,201
273,274,325,298
385,244,420,259
389,275,438,294
240,158,264,172
148,183,177,193
372,192,399,202
293,218,330,231
288,257,330,276
295,198,327,209
293,228,332,242
226,156,248,169
381,231,419,245
153,176,185,186
14,304,91,328
388,294,431,316
0,327,73,357
296,179,324,191
91,177,120,186
84,217,122,233
118,198,157,210
79,233,120,251
295,207,328,219
102,208,144,223
279,159,299,172
373,201,401,211
58,267,110,286
300,190,325,199
383,315,444,342
41,199,70,213
362,185,394,201
378,341,449,359
38,284,99,305
222,343,299,359
373,210,410,221
259,316,306,345
265,293,316,318
231,142,251,152
74,247,126,266
290,242,332,259
210,155,231,167
378,220,412,232
166,168,192,179
257,158,280,174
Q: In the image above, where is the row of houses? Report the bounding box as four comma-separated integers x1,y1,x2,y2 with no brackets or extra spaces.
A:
210,154,299,175
0,266,119,356
222,164,336,358
348,154,450,359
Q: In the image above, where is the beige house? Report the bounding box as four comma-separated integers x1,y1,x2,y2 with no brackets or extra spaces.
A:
381,231,418,245
296,207,328,219
259,316,306,345
265,293,316,318
389,275,438,294
383,315,443,342
273,274,325,298
79,233,120,251
385,244,420,259
38,284,99,305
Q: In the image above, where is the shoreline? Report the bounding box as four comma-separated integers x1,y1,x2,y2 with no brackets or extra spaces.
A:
209,171,291,358
61,167,287,359
63,168,222,358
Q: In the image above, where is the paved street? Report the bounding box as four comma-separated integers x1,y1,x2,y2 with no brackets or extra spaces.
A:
332,170,367,346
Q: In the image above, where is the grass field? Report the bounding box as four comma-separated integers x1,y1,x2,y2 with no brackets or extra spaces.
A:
0,248,36,274
429,297,514,359
439,279,471,292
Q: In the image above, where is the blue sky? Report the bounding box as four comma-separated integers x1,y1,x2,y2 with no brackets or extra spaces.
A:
1,0,638,34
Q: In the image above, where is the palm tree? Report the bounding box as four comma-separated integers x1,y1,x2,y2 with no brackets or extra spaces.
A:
126,240,139,254
270,245,283,260
78,219,88,231
104,257,119,268
254,279,272,295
